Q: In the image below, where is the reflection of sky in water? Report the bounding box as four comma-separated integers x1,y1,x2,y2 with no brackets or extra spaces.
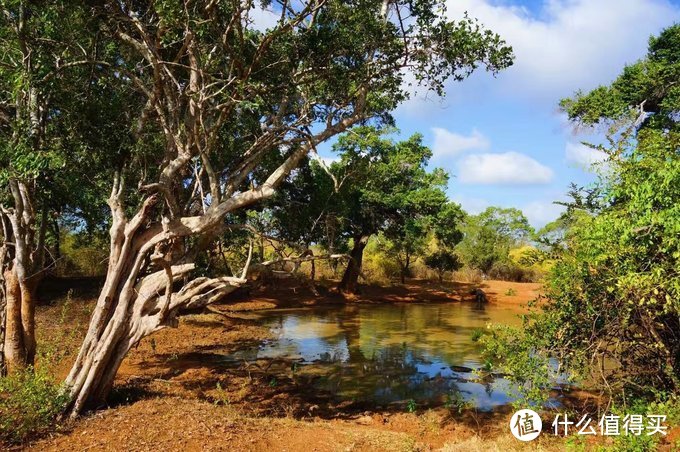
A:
227,303,543,410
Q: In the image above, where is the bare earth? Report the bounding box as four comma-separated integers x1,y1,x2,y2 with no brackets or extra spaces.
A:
17,279,665,451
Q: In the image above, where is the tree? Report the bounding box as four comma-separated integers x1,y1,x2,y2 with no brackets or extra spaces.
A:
384,218,430,284
0,1,107,373
59,0,513,416
384,201,464,284
424,250,461,283
484,24,680,403
320,128,450,291
457,207,533,274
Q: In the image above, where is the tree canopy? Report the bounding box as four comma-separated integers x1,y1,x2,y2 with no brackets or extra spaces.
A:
483,23,680,403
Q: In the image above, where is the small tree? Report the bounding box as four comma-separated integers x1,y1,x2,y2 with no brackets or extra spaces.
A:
457,206,533,274
321,129,450,292
424,250,461,283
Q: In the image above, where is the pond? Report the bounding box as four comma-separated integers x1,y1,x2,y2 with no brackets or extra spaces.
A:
227,302,542,411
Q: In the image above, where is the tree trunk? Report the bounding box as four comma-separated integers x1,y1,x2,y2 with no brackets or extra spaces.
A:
0,241,7,375
3,269,26,373
1,181,47,372
20,279,37,366
2,267,40,373
399,253,410,284
63,191,248,417
338,234,369,294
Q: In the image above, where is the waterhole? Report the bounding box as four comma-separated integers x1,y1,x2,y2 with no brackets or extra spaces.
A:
225,302,555,411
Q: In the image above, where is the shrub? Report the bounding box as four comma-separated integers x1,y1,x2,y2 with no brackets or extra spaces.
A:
0,367,68,444
453,267,483,284
423,250,462,282
55,233,109,277
488,261,539,282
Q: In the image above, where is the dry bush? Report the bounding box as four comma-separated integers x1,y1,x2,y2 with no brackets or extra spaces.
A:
453,268,484,284
488,261,541,283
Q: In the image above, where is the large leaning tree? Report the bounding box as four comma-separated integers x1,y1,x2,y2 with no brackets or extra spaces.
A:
0,1,108,374
60,0,512,416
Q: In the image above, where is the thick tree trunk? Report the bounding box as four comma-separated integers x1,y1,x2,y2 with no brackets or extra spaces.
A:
20,279,37,365
63,191,248,417
338,234,369,294
1,181,47,372
3,269,26,373
2,267,40,373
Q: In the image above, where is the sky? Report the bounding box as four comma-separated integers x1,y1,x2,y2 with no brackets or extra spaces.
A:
260,0,680,229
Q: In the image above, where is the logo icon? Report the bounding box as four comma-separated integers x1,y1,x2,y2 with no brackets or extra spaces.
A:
510,409,542,441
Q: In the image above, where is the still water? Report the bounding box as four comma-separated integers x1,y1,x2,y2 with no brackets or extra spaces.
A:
228,302,532,410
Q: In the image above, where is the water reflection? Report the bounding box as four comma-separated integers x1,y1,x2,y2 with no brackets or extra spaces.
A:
230,303,528,410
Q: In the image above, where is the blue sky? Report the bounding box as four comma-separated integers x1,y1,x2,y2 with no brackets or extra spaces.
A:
315,0,680,228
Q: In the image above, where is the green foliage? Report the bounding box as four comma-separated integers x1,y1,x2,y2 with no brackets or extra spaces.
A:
273,126,462,286
561,24,680,133
0,367,68,444
479,324,556,407
487,260,539,283
406,399,417,413
457,206,534,274
362,235,402,283
539,129,680,396
424,250,462,282
482,24,680,407
55,232,109,277
332,127,450,240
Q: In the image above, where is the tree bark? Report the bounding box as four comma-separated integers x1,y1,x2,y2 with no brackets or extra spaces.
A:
0,236,7,375
2,266,40,373
62,184,256,416
3,269,26,373
338,234,369,294
20,279,38,365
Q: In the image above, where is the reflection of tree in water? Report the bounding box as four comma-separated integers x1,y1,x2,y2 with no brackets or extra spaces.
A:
247,304,522,408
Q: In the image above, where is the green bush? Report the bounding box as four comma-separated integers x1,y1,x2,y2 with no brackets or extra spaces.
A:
0,367,68,444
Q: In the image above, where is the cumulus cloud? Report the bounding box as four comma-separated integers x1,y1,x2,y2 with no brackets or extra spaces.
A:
442,0,679,100
565,142,608,168
458,151,554,185
431,127,490,159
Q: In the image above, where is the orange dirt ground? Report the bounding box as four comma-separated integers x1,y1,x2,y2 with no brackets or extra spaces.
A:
14,279,673,451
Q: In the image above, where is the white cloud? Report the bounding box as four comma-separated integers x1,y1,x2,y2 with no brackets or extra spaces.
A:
442,0,679,100
565,142,608,168
458,151,554,185
248,5,280,31
431,127,490,159
522,200,566,229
